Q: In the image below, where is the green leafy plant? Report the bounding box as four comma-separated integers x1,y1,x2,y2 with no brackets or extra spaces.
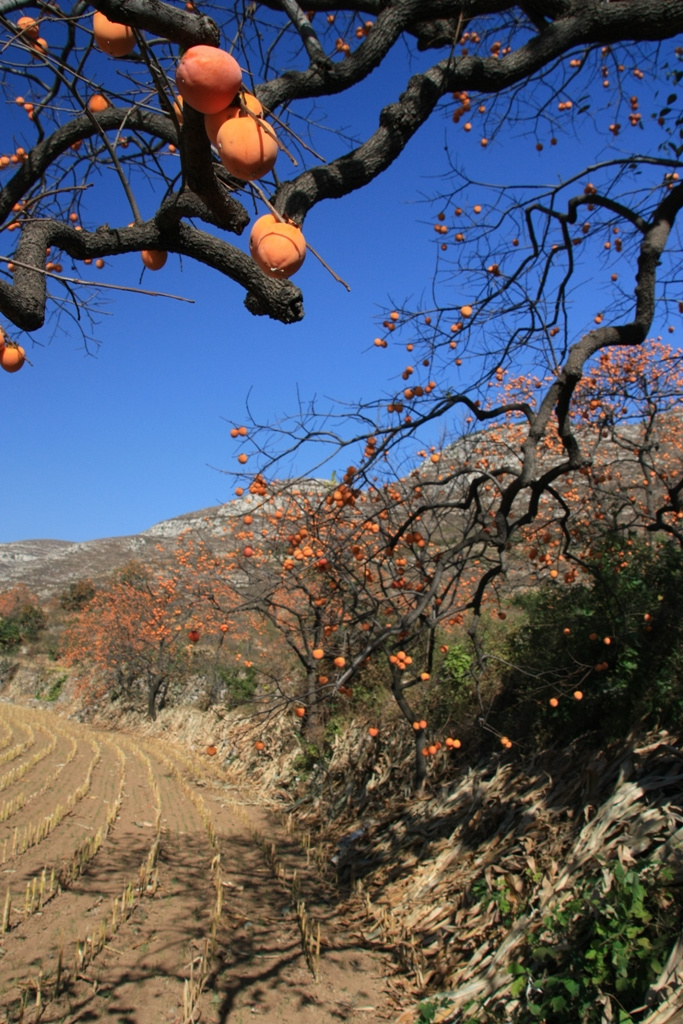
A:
36,673,67,702
292,741,324,778
215,664,257,706
503,861,680,1024
441,643,473,696
470,874,518,928
416,993,454,1024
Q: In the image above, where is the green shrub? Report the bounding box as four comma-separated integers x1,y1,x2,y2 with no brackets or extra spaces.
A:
495,537,683,745
0,601,46,649
505,861,680,1024
0,617,21,649
36,673,67,702
460,860,681,1024
216,663,257,706
292,739,325,778
441,643,473,696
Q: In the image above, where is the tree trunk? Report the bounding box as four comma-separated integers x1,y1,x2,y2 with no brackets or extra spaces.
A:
413,731,428,792
391,669,428,792
302,666,323,743
147,674,166,720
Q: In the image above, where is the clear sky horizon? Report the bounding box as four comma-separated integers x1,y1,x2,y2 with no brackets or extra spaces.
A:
1,19,679,545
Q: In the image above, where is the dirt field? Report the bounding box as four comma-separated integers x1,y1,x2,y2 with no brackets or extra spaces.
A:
0,704,394,1024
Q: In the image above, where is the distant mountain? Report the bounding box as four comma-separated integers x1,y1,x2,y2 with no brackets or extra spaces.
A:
0,505,235,598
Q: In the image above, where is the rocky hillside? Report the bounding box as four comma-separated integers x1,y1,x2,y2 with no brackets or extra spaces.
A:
0,504,235,597
1,407,677,602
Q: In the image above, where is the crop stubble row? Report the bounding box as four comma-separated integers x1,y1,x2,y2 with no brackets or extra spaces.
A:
0,706,223,1023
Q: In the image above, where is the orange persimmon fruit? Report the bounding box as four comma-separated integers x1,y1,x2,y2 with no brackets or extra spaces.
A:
249,214,306,279
205,90,263,147
216,115,278,180
92,11,135,57
141,249,167,271
294,706,306,718
206,744,217,755
0,343,26,373
176,45,242,115
368,726,379,738
17,16,40,39
87,93,110,112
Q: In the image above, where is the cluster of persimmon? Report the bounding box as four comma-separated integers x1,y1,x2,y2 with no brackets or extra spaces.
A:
173,43,305,278
0,146,28,169
389,650,413,671
549,690,584,709
324,483,358,509
89,16,306,279
408,718,464,756
13,14,47,56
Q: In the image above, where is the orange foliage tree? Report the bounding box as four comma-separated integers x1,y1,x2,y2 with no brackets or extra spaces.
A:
0,583,46,648
61,560,211,718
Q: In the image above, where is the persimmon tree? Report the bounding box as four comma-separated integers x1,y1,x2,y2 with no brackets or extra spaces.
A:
170,529,272,700
226,3,683,665
61,559,210,717
2,0,683,345
195,465,492,783
0,583,46,648
230,337,682,783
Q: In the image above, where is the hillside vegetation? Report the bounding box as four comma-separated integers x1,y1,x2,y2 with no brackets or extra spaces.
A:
1,519,682,1023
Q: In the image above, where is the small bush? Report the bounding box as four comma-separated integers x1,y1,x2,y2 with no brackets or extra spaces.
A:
36,673,67,702
494,537,683,745
0,617,21,649
0,601,46,649
506,861,680,1024
216,664,257,706
59,579,96,611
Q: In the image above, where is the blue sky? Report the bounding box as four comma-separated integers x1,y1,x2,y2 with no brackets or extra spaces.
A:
0,36,462,542
1,132,449,542
1,23,678,543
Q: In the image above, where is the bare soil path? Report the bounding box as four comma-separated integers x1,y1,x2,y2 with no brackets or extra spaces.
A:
0,707,395,1024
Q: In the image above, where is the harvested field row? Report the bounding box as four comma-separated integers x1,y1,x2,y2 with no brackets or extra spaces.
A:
0,705,394,1024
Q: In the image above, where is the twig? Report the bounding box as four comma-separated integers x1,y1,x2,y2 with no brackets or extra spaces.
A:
0,257,195,303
